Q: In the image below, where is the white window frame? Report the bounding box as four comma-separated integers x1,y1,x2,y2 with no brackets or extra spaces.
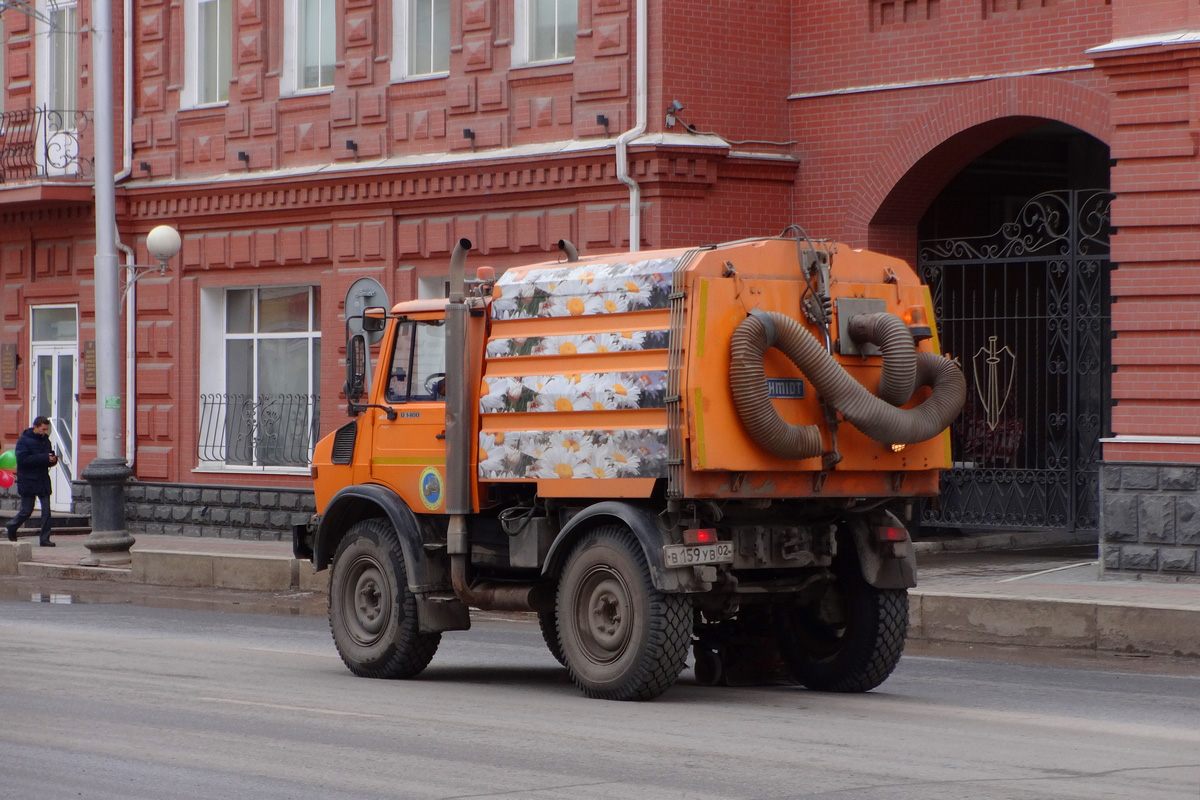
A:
391,0,451,83
197,285,322,473
513,0,576,67
182,0,232,109
282,0,337,95
1,16,6,117
33,0,80,176
35,0,79,114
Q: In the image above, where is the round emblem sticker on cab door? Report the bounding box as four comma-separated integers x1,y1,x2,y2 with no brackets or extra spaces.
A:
419,467,444,510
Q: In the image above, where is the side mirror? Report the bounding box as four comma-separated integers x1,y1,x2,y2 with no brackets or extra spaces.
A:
362,306,386,333
345,333,367,403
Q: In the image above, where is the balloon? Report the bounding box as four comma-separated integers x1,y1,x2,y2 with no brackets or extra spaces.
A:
0,470,13,489
0,450,14,470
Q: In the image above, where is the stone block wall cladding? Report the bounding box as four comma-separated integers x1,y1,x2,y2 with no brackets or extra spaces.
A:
1101,464,1200,583
23,482,317,541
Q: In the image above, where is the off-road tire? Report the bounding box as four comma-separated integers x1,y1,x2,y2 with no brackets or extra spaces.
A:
537,610,567,666
556,526,690,700
329,517,441,679
773,559,908,693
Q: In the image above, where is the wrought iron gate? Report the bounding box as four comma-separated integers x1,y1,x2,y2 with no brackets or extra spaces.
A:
917,189,1112,531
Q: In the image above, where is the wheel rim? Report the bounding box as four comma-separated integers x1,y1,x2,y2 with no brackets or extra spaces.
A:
342,554,391,647
572,565,634,666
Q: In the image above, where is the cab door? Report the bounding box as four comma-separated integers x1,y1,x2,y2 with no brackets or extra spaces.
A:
371,317,449,513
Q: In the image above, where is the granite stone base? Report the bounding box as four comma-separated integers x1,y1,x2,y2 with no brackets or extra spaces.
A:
1101,462,1200,582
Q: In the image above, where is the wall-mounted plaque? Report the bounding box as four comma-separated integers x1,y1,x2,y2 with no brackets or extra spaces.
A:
0,344,16,390
83,340,97,389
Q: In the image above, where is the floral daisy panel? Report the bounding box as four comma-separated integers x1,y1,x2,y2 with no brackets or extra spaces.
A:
485,330,670,358
481,371,668,413
478,429,670,480
490,257,680,321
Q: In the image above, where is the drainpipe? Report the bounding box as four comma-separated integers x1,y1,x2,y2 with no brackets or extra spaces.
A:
615,0,647,252
115,0,133,182
115,237,136,469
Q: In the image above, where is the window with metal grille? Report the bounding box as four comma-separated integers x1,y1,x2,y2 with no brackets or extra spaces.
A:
197,286,322,469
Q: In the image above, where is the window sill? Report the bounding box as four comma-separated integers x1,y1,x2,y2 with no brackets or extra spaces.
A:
177,103,229,118
391,71,449,85
281,87,335,100
511,57,575,71
179,100,230,113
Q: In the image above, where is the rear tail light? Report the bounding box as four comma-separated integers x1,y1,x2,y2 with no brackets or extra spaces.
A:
683,528,718,545
876,525,908,543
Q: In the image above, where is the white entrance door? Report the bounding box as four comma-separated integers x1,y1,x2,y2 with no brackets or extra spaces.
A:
30,306,78,513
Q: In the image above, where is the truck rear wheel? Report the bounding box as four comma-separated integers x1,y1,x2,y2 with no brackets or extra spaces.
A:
556,526,690,700
773,561,908,693
329,518,441,679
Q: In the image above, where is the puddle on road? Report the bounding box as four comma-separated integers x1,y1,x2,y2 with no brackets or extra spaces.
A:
0,579,323,617
31,593,78,604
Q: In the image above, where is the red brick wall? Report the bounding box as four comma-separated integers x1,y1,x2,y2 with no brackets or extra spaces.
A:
657,0,792,148
792,72,1112,262
8,0,1200,485
793,0,1111,95
1096,31,1200,462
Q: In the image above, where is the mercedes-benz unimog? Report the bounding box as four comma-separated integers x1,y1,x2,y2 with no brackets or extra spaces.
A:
294,232,965,700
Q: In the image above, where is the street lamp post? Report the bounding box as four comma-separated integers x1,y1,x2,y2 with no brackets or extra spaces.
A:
78,0,128,566
79,0,180,566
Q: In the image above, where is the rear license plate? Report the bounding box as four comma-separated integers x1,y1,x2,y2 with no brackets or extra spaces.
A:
661,542,733,567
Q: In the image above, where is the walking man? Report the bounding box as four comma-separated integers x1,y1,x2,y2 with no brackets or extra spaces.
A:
5,416,58,547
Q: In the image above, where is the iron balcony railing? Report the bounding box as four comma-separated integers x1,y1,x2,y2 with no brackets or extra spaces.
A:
198,393,321,468
0,105,94,183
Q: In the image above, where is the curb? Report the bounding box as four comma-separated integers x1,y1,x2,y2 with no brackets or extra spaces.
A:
3,542,1196,661
913,529,1097,554
2,545,326,593
910,590,1200,659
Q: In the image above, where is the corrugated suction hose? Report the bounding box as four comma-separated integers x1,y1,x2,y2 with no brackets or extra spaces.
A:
848,312,918,407
729,310,965,459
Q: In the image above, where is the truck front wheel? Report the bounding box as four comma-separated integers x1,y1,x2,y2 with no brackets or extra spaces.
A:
537,611,566,666
329,518,441,679
773,562,908,693
556,526,690,700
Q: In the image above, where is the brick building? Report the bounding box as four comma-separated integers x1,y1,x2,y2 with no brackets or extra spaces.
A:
0,0,1196,579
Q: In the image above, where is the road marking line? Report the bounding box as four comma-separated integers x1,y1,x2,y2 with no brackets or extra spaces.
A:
996,561,1097,583
198,696,384,719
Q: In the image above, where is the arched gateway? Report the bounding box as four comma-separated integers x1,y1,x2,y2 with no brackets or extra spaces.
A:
857,85,1113,533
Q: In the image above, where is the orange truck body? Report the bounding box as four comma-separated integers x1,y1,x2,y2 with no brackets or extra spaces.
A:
312,238,948,514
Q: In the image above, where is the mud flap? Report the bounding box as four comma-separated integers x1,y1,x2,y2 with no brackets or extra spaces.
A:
847,510,917,589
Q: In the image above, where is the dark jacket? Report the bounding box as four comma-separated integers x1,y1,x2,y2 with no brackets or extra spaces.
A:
14,427,54,497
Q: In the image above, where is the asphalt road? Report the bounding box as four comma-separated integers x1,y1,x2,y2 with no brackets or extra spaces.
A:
1,598,1199,800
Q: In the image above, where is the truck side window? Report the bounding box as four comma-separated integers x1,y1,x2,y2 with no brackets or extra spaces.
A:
385,322,415,403
412,321,447,401
385,320,445,403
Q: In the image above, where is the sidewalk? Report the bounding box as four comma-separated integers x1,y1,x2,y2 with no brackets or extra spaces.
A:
1,531,1198,660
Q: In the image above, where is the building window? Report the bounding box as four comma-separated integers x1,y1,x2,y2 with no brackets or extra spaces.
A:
198,286,322,469
183,0,232,106
393,0,450,81
297,0,336,90
515,0,575,65
48,0,78,112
